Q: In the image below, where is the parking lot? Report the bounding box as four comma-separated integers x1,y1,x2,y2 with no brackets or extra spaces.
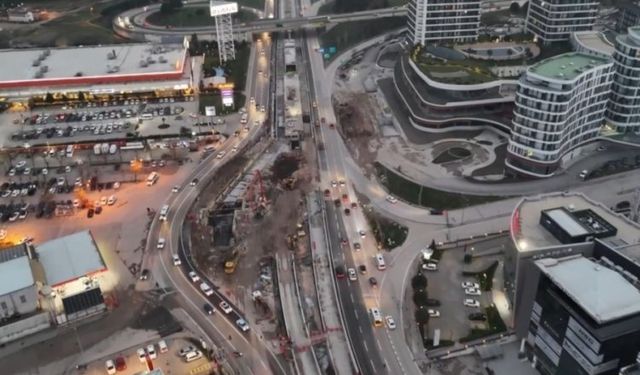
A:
416,236,510,344
1,97,200,147
75,335,213,375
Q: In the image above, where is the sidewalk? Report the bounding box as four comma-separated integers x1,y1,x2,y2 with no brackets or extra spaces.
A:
307,193,354,375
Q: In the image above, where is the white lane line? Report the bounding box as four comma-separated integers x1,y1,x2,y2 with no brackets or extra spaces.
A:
358,326,363,334
353,309,358,319
377,339,383,352
363,341,369,352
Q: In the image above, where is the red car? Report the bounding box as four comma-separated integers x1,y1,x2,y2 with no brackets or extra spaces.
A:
335,265,345,278
115,356,126,371
329,123,335,128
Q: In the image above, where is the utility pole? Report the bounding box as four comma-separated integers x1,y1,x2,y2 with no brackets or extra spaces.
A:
631,188,640,223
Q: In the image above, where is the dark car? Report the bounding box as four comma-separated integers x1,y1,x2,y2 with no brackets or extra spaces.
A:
369,277,378,287
430,208,444,215
204,303,215,315
353,242,361,251
95,206,102,215
344,208,351,216
324,189,330,197
426,298,441,307
139,269,149,280
335,265,345,279
358,264,367,274
87,208,94,218
469,312,487,321
334,199,341,207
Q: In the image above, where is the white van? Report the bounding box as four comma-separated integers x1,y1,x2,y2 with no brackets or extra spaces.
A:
184,350,202,362
159,204,169,221
146,171,159,186
140,113,153,120
375,254,386,271
240,113,248,124
370,307,383,327
65,145,74,158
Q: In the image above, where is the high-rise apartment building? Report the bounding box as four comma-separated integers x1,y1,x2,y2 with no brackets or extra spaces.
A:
526,0,599,44
506,53,613,178
406,0,481,46
606,26,640,134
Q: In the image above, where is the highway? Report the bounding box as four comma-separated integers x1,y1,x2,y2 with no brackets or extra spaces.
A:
113,1,406,41
139,15,289,375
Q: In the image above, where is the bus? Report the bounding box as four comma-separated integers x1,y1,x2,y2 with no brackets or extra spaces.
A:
370,307,383,327
121,142,145,151
66,145,74,158
375,254,386,271
146,171,159,186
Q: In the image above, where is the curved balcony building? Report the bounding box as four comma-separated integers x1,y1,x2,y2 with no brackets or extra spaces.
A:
606,26,640,134
392,54,517,133
506,53,613,178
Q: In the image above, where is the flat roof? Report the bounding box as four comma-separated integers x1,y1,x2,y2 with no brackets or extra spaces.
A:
536,256,640,323
0,254,34,296
513,193,640,252
529,52,610,81
573,31,615,56
0,43,186,85
36,231,106,286
544,208,589,237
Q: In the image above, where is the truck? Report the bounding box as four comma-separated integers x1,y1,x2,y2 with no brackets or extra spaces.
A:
224,249,239,274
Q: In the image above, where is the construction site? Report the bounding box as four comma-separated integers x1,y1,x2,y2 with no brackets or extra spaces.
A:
185,125,338,371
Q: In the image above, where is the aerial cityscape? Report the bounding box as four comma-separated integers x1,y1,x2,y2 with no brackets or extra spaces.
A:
0,0,639,374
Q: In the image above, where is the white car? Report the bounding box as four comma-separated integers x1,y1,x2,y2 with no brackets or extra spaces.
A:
236,318,250,332
188,271,200,282
219,301,233,314
461,281,479,289
464,299,480,308
579,169,589,179
200,282,213,296
100,196,107,206
16,161,26,169
107,195,116,205
422,262,438,271
330,180,338,188
105,359,116,374
348,268,357,281
465,287,481,296
73,199,80,208
358,230,366,238
172,185,180,193
136,347,146,362
158,339,168,354
232,146,238,152
157,238,166,249
385,195,398,204
172,254,181,266
428,309,440,317
385,316,396,330
217,151,225,159
179,345,196,357
146,344,157,359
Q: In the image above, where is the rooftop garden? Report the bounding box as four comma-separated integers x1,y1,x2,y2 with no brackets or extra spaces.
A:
411,45,498,84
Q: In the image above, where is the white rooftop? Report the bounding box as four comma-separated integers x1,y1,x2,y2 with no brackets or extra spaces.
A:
536,256,640,324
0,43,186,84
513,193,640,252
544,208,589,237
284,39,296,66
36,231,106,286
0,256,34,296
572,31,615,57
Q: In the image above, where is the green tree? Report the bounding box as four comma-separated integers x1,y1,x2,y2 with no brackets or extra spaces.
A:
415,306,430,326
413,289,429,307
45,92,54,104
411,273,427,290
509,2,520,13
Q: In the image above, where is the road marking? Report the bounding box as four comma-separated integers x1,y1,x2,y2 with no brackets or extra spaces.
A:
370,359,376,370
363,341,369,352
377,339,383,352
349,292,354,302
358,326,363,334
353,309,358,319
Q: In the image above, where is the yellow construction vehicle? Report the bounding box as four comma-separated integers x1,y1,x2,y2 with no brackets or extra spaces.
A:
224,250,239,274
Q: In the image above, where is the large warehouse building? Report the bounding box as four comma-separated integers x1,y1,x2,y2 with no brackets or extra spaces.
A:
0,39,193,106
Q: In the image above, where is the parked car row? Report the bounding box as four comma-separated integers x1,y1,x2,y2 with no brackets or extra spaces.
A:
12,121,130,141
141,105,183,118
0,182,38,198
25,108,137,126
0,202,30,222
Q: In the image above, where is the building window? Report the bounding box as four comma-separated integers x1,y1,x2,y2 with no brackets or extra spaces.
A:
19,295,27,304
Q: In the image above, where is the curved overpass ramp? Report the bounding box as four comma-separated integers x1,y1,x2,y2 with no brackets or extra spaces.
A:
113,1,407,42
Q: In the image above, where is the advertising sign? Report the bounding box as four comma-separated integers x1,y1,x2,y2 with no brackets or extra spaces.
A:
210,1,238,16
205,106,216,116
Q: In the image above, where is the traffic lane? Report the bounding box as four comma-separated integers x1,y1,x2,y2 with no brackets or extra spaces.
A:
324,202,378,375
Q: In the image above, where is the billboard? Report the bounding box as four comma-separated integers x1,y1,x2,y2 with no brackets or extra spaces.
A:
205,106,216,116
210,1,238,16
219,83,234,107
